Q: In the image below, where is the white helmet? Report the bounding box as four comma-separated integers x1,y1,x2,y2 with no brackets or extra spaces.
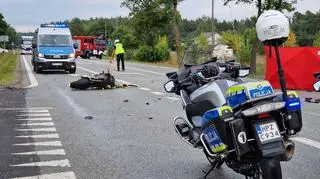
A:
256,10,289,45
114,39,120,44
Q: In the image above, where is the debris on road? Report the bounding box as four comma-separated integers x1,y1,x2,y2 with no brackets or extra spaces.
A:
69,71,138,90
146,102,150,105
305,97,320,103
84,116,94,120
123,99,129,103
148,117,153,120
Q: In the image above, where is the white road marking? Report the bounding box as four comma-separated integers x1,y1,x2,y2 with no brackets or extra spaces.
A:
22,55,38,88
140,87,151,91
151,92,164,96
56,89,88,118
116,72,144,75
15,117,52,121
13,141,62,146
10,171,76,179
126,67,163,75
165,96,180,101
0,107,52,111
70,74,79,77
15,133,60,139
18,122,54,126
293,137,320,150
12,149,66,156
10,159,71,167
17,113,51,117
15,127,56,132
18,109,49,113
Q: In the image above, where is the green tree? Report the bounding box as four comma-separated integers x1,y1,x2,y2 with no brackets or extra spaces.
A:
0,13,8,35
292,11,320,46
313,31,320,47
223,0,298,74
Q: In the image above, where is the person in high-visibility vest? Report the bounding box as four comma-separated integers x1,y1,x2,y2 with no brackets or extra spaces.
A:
113,39,125,71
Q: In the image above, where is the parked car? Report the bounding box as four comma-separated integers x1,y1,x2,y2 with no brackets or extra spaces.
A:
0,48,9,53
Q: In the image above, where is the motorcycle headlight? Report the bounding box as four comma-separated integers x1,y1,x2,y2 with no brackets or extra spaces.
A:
242,102,286,117
69,53,75,58
38,53,44,58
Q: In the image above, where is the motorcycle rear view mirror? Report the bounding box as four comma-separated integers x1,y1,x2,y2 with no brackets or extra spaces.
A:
239,68,250,77
164,81,175,93
313,81,320,92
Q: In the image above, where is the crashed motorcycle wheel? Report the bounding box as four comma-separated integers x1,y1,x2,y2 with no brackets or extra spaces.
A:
70,78,91,90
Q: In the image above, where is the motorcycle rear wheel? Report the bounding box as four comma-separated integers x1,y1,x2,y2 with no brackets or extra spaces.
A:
249,157,282,179
70,78,91,90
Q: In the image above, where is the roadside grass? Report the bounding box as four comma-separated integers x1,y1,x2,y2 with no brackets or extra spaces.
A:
0,53,18,85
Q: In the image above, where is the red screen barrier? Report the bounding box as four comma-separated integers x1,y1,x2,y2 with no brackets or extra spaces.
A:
265,46,320,91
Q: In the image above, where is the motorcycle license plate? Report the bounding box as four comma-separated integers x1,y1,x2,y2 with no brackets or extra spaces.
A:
204,125,222,149
52,63,62,66
255,121,281,143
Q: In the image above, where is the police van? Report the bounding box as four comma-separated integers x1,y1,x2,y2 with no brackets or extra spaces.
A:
32,23,78,73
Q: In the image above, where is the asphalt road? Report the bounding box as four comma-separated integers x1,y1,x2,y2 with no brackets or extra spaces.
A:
0,55,319,179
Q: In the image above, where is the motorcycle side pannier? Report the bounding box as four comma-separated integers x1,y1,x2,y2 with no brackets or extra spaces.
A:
285,91,302,134
200,106,235,153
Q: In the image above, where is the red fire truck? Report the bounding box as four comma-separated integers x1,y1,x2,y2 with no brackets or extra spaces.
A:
72,36,107,59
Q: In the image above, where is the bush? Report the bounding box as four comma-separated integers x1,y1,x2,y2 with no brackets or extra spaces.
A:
125,49,135,60
135,36,169,62
135,45,154,62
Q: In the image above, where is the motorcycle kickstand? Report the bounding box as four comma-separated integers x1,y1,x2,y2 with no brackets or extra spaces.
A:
202,162,218,179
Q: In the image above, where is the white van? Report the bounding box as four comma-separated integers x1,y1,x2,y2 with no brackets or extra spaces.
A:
32,23,78,73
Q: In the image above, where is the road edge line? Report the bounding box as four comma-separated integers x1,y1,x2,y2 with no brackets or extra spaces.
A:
22,55,38,88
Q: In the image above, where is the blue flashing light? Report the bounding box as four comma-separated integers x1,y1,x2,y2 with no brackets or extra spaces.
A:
40,23,68,28
286,98,301,112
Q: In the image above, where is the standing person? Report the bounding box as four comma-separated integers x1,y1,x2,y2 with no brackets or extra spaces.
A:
114,39,125,71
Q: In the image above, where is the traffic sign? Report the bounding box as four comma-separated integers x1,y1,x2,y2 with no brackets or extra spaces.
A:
0,36,9,42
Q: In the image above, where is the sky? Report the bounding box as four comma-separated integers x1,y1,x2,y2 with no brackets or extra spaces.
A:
0,0,319,32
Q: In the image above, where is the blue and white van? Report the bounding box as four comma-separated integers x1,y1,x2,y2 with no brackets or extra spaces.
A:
32,23,78,73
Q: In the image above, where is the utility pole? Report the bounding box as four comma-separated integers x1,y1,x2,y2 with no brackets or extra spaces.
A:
104,19,107,38
211,0,215,49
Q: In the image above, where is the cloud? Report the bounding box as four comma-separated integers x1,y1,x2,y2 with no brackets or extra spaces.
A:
0,0,318,32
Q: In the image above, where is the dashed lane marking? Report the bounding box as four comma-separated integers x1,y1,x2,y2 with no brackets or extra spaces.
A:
15,127,57,132
16,113,51,117
15,117,52,121
140,87,151,91
12,149,66,156
10,159,71,167
18,122,54,126
15,133,60,139
9,108,76,179
151,92,164,96
165,96,180,101
13,141,63,147
11,171,76,179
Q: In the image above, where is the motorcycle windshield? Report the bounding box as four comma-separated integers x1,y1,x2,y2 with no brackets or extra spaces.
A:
182,42,212,66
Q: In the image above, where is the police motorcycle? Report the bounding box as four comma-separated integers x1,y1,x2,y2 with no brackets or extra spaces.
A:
312,72,320,92
164,10,303,179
